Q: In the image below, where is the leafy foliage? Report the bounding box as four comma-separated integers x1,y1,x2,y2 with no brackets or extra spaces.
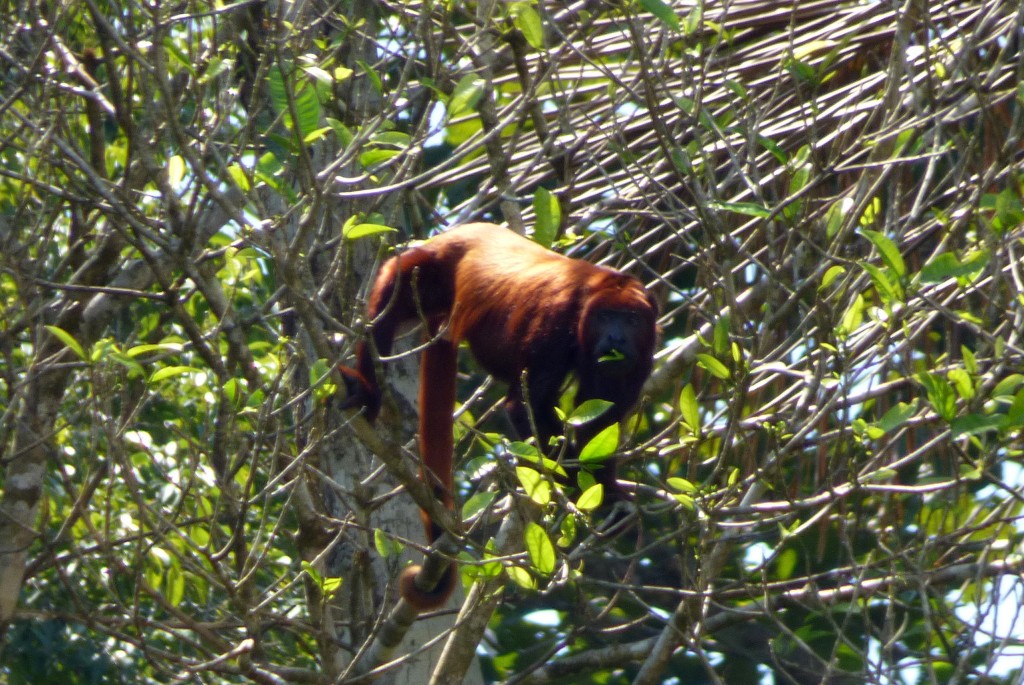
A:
1,0,1023,683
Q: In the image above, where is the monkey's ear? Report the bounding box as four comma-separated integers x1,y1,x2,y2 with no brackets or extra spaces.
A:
337,366,382,422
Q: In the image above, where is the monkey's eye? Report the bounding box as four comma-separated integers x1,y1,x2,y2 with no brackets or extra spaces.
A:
597,310,621,322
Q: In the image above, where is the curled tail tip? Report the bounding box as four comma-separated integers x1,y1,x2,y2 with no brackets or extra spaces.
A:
398,563,457,612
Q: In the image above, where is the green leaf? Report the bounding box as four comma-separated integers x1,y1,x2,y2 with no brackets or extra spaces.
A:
597,348,625,363
992,186,1024,234
673,493,695,510
667,477,696,494
150,366,196,383
327,118,354,149
301,561,322,586
343,223,397,240
357,60,383,95
558,514,578,546
670,147,692,174
713,315,730,355
445,116,483,146
825,198,851,238
576,469,596,492
359,148,400,168
167,155,185,188
448,75,485,119
222,378,241,406
374,529,403,557
951,413,1006,438
711,200,772,219
567,399,613,426
189,525,210,547
859,196,881,227
861,261,900,303
507,564,536,590
375,131,411,148
919,250,988,283
506,441,542,459
788,157,812,196
962,346,977,375
165,562,185,607
774,548,798,580
874,401,916,434
303,126,333,144
992,374,1024,398
917,372,956,422
44,325,86,360
508,442,566,478
256,150,284,176
302,65,333,85
836,293,865,338
860,229,906,278
576,484,603,511
947,368,974,401
322,576,342,596
579,423,619,463
893,127,917,155
638,0,680,31
162,36,196,76
678,384,700,434
310,361,336,401
696,353,730,380
820,265,846,290
462,491,497,521
683,4,702,36
524,522,556,574
268,64,322,140
200,56,230,83
294,86,322,138
509,2,544,49
865,467,898,482
786,57,817,85
1005,389,1024,428
532,187,560,248
255,152,287,196
855,417,884,440
226,163,250,191
919,252,961,283
756,134,786,164
516,466,551,505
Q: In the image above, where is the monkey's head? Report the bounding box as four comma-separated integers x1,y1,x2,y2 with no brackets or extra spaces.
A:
579,277,657,374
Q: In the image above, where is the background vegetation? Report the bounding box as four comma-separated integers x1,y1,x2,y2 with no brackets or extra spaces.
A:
1,0,1023,683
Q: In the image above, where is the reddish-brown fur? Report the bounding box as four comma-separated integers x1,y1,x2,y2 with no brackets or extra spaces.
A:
341,223,657,610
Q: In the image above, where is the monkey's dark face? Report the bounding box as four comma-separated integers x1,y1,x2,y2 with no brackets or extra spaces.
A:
589,309,648,367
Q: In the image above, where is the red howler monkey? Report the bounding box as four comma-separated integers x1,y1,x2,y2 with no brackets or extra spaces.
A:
340,222,657,610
